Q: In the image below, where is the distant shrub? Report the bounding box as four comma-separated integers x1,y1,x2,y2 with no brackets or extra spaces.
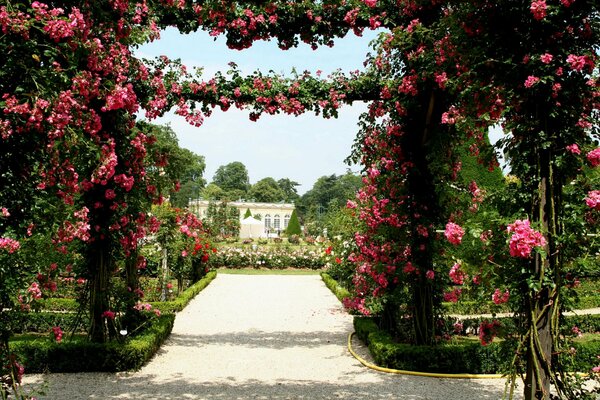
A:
285,210,302,235
288,235,300,244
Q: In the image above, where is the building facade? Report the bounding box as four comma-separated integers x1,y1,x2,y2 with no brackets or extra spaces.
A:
188,199,295,232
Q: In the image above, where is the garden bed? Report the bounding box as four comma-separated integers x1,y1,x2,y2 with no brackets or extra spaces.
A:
9,271,217,372
354,317,600,374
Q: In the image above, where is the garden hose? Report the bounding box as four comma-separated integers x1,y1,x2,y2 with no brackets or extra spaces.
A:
347,332,505,379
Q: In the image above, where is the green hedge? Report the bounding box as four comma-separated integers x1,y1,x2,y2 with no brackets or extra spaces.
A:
321,272,351,303
38,298,79,312
9,311,87,334
11,313,175,372
150,270,216,313
354,317,514,374
355,317,600,374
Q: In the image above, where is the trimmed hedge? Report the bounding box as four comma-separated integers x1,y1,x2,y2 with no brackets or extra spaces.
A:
38,298,79,312
355,317,600,374
150,270,216,313
11,313,175,372
9,311,87,334
321,272,351,303
354,317,514,374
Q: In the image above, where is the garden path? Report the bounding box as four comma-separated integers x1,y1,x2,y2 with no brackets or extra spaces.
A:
23,274,521,399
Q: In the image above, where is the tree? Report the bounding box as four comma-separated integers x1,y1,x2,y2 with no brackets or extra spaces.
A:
139,122,206,208
201,183,225,201
248,177,285,203
277,178,300,203
285,210,302,236
212,162,249,195
296,172,362,227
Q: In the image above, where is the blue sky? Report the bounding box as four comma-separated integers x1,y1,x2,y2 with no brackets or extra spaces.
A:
136,28,381,194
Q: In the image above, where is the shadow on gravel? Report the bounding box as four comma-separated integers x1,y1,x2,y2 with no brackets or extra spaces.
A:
165,330,348,349
27,372,518,400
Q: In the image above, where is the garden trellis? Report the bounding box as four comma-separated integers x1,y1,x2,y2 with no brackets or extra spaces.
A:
0,1,598,400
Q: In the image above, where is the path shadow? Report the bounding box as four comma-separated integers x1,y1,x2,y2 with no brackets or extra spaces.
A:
165,330,349,350
25,372,520,400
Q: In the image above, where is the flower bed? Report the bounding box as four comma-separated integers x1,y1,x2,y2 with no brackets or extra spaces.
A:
209,246,325,269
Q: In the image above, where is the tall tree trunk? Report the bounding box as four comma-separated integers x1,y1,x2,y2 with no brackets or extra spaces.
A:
524,148,559,400
89,242,113,343
160,245,168,302
405,90,443,345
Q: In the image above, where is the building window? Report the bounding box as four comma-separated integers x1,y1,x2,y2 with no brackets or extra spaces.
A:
284,214,291,228
265,214,271,230
274,214,281,230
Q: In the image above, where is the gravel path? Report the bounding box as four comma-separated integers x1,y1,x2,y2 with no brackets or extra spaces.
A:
23,274,520,399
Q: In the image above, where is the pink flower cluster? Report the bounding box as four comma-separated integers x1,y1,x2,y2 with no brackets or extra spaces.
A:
587,148,600,167
585,191,600,210
566,143,580,154
449,263,467,284
524,75,540,88
0,237,20,253
28,282,42,300
444,222,464,245
492,289,510,305
507,219,546,258
52,326,63,343
530,0,547,20
443,288,462,303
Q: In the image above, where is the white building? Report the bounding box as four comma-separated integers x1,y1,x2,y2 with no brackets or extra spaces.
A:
188,199,296,233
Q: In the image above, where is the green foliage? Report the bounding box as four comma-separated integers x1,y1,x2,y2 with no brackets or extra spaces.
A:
243,208,252,219
355,317,600,375
10,314,175,373
150,271,216,313
201,183,225,201
277,178,300,203
37,298,79,312
354,318,514,374
212,162,250,197
140,122,206,208
321,272,351,303
248,177,285,203
8,311,87,334
204,201,240,237
296,172,362,233
285,210,302,236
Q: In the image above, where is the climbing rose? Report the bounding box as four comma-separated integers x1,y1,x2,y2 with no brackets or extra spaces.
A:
585,191,600,210
566,144,581,154
587,148,600,167
444,222,464,245
540,53,553,64
507,219,546,258
52,326,63,343
530,0,547,20
524,75,540,88
492,289,510,305
567,54,587,71
426,270,435,280
443,288,461,303
479,320,501,346
449,263,467,285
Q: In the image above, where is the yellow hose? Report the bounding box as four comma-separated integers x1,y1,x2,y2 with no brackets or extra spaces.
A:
347,332,505,379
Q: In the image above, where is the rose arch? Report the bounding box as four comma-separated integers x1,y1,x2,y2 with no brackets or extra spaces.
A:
0,2,597,400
